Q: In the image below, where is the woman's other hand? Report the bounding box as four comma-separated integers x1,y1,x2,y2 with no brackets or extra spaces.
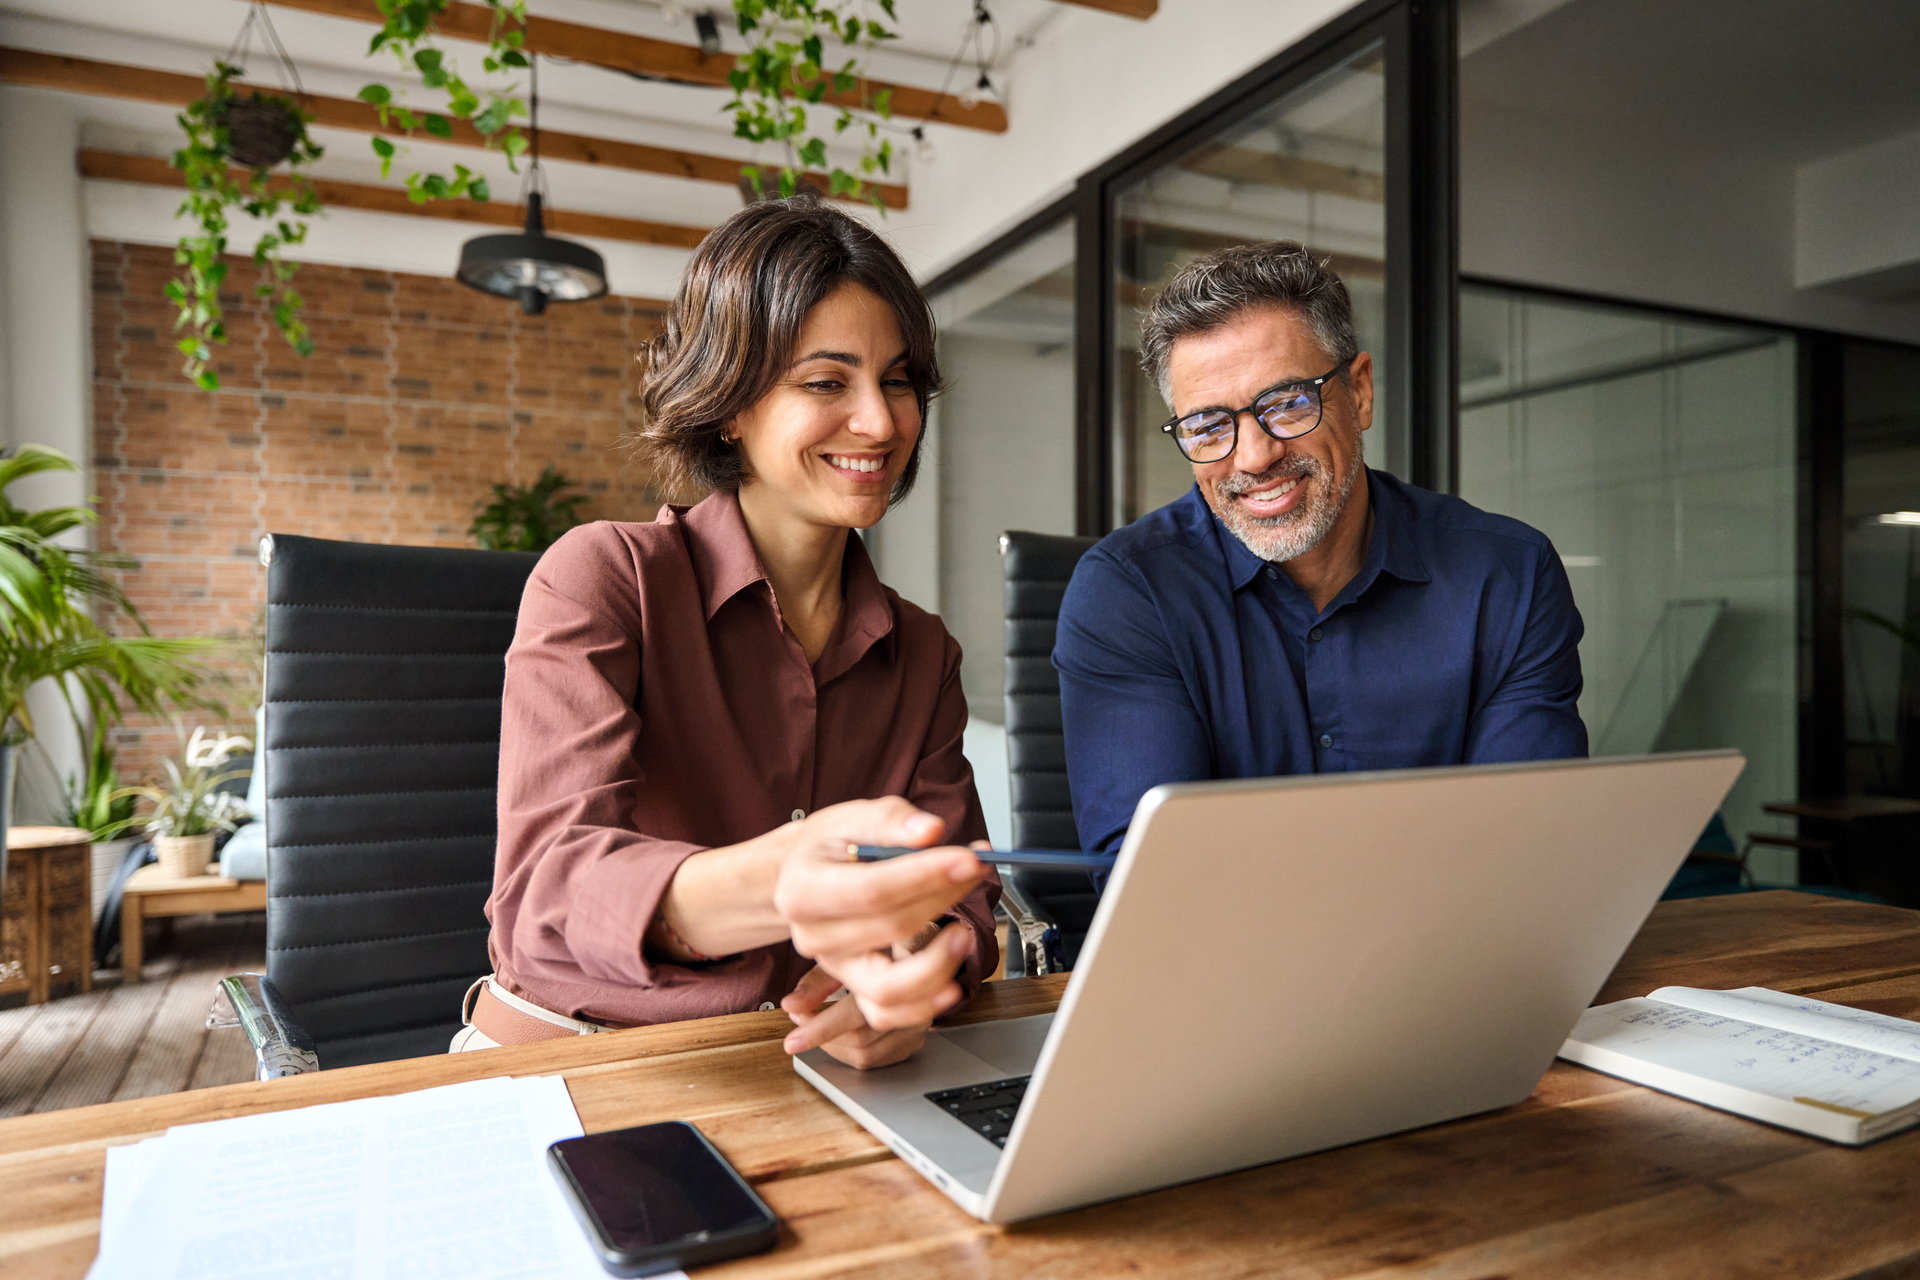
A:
780,962,932,1069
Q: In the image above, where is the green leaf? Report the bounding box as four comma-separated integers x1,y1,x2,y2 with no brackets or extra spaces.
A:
797,137,827,167
501,49,528,67
370,135,396,158
424,113,454,138
413,48,443,75
358,83,392,105
468,175,490,201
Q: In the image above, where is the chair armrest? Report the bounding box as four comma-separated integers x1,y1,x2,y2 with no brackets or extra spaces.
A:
997,868,1064,977
207,973,321,1079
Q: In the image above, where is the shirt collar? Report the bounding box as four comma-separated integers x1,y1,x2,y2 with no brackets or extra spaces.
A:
681,489,765,621
677,489,896,674
1211,468,1433,600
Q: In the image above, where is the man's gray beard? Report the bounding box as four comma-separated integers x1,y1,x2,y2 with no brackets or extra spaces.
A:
1214,455,1358,563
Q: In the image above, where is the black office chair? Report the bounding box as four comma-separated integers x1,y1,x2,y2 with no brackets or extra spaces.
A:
221,533,541,1073
1000,530,1101,977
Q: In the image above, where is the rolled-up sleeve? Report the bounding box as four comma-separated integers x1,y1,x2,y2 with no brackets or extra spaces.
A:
490,526,696,991
908,632,1002,999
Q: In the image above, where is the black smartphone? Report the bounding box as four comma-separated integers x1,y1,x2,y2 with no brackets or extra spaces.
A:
548,1121,780,1277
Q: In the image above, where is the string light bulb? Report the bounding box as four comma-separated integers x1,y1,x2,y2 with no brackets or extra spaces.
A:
912,126,934,165
958,73,993,110
659,0,685,25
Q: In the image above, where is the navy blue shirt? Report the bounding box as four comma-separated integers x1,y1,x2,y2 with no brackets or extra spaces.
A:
1055,470,1587,857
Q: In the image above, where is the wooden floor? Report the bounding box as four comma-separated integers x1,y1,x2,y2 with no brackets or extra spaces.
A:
0,914,264,1118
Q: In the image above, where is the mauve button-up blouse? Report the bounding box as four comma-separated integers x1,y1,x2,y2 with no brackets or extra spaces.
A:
486,489,1000,1028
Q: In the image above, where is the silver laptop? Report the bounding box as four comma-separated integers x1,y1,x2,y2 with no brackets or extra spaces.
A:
795,750,1744,1224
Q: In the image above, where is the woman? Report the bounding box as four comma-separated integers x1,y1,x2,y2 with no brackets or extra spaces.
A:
456,195,1000,1069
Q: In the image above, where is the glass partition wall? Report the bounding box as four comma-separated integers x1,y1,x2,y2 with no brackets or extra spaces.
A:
1111,45,1390,524
929,220,1078,725
1457,284,1799,881
873,0,1454,847
1842,342,1920,798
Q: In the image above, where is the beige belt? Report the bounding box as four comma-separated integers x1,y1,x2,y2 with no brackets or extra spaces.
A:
461,975,607,1045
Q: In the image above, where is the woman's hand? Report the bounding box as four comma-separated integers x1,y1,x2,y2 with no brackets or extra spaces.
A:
773,798,986,1035
780,963,933,1069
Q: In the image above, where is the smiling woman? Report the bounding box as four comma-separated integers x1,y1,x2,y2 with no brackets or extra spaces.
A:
466,196,1001,1071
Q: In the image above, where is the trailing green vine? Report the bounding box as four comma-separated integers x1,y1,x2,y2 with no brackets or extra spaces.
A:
725,0,899,208
168,61,323,392
357,0,531,203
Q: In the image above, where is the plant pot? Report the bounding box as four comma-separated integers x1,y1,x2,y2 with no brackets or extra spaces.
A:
155,833,216,880
90,837,135,923
219,95,301,168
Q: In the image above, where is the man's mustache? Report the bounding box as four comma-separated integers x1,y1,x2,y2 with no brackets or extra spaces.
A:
1215,456,1322,499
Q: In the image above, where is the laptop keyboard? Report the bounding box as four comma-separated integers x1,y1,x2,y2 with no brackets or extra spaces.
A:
926,1076,1031,1148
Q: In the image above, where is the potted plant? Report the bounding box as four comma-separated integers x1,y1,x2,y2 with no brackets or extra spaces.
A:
118,727,252,880
470,465,587,552
170,60,324,391
0,445,222,902
58,722,142,923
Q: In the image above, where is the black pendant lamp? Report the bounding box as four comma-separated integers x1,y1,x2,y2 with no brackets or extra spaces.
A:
456,55,608,315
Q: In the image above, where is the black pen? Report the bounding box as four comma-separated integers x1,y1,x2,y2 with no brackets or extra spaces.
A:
849,845,1117,872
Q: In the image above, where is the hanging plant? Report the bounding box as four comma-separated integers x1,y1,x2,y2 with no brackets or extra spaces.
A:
357,0,532,203
169,58,324,392
725,0,900,208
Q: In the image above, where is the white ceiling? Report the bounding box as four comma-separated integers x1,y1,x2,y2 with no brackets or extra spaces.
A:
1464,0,1920,166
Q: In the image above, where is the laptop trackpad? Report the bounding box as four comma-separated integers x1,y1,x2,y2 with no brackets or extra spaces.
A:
932,1013,1053,1077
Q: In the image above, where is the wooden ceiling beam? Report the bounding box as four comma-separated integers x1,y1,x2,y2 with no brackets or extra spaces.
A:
0,47,909,209
1052,0,1158,18
265,0,1008,132
79,149,712,250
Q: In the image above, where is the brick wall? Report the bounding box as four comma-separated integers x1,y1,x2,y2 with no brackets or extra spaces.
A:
89,239,675,785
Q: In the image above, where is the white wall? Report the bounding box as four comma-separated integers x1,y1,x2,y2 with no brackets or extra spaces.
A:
0,87,94,822
1460,17,1920,346
1796,128,1920,297
936,332,1077,723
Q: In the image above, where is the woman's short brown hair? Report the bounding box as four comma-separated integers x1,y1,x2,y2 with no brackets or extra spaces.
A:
635,195,940,504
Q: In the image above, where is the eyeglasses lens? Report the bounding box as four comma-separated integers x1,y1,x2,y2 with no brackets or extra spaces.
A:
1174,411,1236,462
1254,386,1318,436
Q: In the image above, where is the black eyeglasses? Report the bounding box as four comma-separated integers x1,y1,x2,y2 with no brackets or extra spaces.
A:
1159,359,1352,463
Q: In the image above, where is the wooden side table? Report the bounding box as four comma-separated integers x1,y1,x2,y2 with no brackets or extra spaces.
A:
0,826,94,1005
120,864,267,984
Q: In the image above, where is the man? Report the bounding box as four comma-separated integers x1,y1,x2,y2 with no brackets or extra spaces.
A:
1056,241,1586,860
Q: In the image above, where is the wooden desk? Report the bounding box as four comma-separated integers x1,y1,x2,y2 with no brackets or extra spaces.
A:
118,865,267,984
9,890,1920,1278
1762,795,1920,823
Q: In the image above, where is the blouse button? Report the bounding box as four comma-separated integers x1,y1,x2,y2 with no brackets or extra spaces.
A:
791,808,806,822
758,1001,777,1012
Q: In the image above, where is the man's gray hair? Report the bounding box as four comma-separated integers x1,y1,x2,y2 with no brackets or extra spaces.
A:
1139,241,1361,406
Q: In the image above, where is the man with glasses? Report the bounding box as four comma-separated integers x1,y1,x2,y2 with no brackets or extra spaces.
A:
1056,240,1586,866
